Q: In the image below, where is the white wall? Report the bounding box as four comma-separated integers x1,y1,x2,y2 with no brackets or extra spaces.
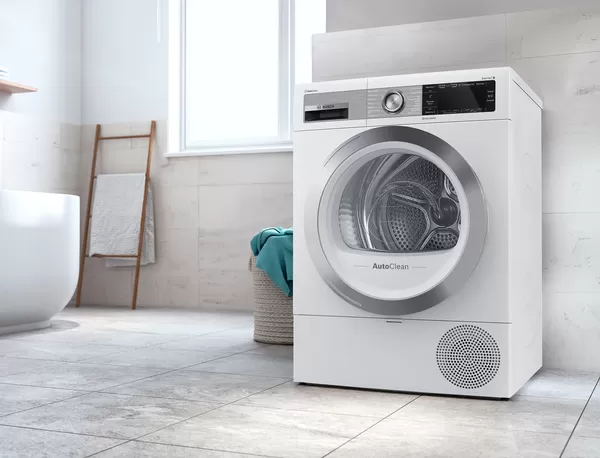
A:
313,7,600,372
81,0,168,124
327,0,599,32
0,0,81,124
0,0,81,197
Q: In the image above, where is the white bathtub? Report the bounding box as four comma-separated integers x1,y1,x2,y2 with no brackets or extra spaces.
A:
0,190,80,334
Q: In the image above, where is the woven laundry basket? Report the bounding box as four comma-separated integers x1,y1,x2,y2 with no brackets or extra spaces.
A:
249,255,293,345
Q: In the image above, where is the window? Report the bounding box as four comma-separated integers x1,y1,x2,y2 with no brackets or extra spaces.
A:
168,0,326,156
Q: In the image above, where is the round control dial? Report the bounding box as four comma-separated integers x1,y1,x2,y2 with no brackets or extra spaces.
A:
382,91,405,114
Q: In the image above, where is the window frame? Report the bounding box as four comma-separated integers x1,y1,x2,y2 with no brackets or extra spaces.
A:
167,0,295,157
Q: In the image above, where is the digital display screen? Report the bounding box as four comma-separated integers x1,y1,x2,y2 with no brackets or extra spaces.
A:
422,80,496,115
305,107,349,122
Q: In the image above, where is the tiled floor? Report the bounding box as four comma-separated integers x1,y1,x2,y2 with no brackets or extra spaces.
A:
0,307,598,457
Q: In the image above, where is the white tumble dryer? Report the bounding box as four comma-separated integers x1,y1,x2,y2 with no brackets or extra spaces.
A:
293,68,543,398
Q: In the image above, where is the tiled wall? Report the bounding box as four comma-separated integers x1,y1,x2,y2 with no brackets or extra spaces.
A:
313,7,600,371
0,110,80,195
78,121,293,311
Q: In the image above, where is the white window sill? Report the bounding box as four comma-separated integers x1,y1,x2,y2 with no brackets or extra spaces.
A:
165,143,293,158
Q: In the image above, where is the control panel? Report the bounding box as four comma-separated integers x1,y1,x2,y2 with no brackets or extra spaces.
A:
303,80,497,122
367,86,422,118
422,81,496,115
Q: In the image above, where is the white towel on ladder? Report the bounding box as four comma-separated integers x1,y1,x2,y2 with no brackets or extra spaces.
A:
89,173,156,268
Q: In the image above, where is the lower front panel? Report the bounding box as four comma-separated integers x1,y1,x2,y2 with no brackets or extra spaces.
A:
294,315,516,398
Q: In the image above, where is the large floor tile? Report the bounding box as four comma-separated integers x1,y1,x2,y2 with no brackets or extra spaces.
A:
105,319,251,336
104,370,287,403
0,424,122,458
572,400,600,438
0,357,59,377
0,339,129,362
82,347,228,370
391,394,585,435
11,328,187,348
141,404,377,458
563,436,600,458
95,441,253,457
0,362,166,391
189,353,292,378
0,384,84,416
203,327,256,342
245,345,293,358
156,333,262,354
517,370,599,400
327,418,569,458
0,392,218,440
238,381,417,418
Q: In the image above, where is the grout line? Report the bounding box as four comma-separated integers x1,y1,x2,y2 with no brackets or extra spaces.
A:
0,381,96,393
0,382,89,393
510,49,600,62
0,361,65,379
559,376,600,458
0,422,123,441
86,391,234,404
175,368,292,380
322,395,422,457
86,439,283,458
232,399,389,419
85,440,131,458
0,391,90,420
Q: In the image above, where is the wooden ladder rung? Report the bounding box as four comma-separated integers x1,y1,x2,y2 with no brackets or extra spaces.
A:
87,254,138,259
99,134,151,140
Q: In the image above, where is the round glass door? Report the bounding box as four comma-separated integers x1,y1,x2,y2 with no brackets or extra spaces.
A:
305,126,487,316
339,153,461,254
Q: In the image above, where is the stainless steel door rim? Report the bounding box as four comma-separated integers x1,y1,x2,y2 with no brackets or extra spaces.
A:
305,126,488,315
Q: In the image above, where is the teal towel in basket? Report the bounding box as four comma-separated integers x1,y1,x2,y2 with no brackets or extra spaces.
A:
250,227,293,297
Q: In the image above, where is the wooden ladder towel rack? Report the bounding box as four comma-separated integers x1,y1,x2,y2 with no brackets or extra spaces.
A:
75,121,156,310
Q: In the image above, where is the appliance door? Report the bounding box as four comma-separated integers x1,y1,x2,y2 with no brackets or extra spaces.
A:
305,125,487,315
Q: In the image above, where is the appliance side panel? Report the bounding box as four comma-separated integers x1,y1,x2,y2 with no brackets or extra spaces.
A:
508,81,543,392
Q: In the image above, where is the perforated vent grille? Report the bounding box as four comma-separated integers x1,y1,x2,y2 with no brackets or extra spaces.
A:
436,325,501,390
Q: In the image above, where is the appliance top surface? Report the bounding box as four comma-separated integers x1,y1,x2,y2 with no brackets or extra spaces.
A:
294,67,542,132
299,67,540,106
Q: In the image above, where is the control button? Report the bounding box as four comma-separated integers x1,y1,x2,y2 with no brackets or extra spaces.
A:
382,91,405,113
